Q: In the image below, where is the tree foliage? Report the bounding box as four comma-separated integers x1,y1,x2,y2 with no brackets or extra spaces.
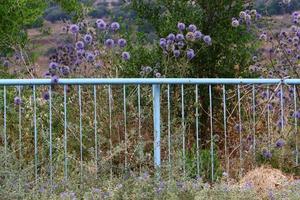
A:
0,0,82,54
129,0,256,78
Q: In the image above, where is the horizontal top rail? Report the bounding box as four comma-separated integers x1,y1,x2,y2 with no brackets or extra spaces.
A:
0,78,299,85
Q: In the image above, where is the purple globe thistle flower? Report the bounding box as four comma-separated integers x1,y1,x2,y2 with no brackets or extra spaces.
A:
14,96,22,106
176,33,185,41
177,22,186,31
159,38,167,48
61,66,70,76
239,11,247,19
194,31,202,40
43,71,51,78
84,34,93,44
188,24,197,32
262,149,272,159
76,49,85,57
105,39,115,48
49,62,59,70
43,91,50,101
70,24,79,34
95,61,104,69
75,41,85,50
186,32,195,41
277,119,285,128
155,72,161,78
167,33,176,41
86,52,95,62
275,139,285,148
177,41,185,48
259,33,267,41
117,38,127,48
261,91,267,98
232,19,240,27
96,19,107,30
203,35,212,45
3,60,9,67
234,123,242,132
121,52,130,61
110,22,120,31
51,75,59,84
186,49,195,60
173,50,180,58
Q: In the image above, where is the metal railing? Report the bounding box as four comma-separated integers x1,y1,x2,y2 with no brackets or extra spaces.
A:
0,78,299,187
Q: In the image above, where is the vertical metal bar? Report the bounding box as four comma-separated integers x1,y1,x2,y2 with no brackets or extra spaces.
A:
209,85,214,182
138,84,142,174
195,85,200,177
252,85,256,156
267,86,271,149
93,85,98,176
280,84,284,132
181,84,186,176
63,85,68,181
123,85,128,170
294,85,298,165
237,84,242,177
78,85,83,184
33,85,38,183
167,84,171,175
49,86,53,187
18,86,22,159
152,84,161,175
108,85,113,179
223,85,228,177
3,86,6,157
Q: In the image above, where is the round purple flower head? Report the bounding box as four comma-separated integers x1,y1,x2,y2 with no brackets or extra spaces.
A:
234,123,242,132
86,52,95,62
43,91,50,101
14,96,22,106
194,31,202,40
177,22,186,31
177,41,185,48
51,75,59,84
186,49,195,60
159,38,167,48
84,34,93,44
70,24,79,34
118,38,127,48
275,139,285,148
110,22,120,31
3,60,9,67
96,19,106,30
186,32,195,41
203,35,212,45
122,52,130,61
105,39,115,48
294,111,300,119
167,33,176,41
188,24,197,32
155,72,161,78
232,19,240,27
43,71,51,78
262,149,272,159
61,66,70,76
49,62,59,70
176,34,185,41
173,50,180,58
75,41,85,50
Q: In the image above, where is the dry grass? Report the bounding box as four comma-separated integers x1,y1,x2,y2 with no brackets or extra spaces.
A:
239,166,291,198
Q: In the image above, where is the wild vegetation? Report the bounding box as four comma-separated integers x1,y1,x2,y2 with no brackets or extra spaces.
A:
1,0,300,199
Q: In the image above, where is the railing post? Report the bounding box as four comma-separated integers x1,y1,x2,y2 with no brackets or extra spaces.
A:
152,84,161,176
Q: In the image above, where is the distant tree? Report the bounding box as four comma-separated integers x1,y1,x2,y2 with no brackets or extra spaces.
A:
0,0,83,54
